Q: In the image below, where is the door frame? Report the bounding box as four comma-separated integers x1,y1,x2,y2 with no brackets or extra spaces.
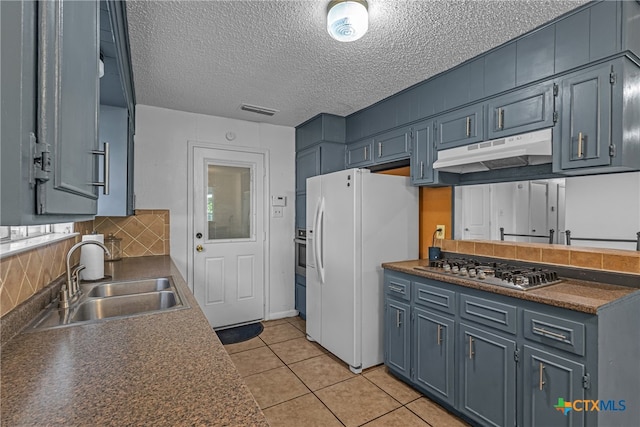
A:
187,140,270,322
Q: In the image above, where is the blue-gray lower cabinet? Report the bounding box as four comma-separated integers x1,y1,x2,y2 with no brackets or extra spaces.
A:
295,274,306,319
523,345,585,427
459,323,516,427
384,298,411,380
414,307,455,406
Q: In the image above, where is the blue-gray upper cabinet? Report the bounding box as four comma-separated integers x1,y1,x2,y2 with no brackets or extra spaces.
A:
557,62,613,172
436,104,484,149
486,81,557,140
296,113,345,151
296,143,345,191
484,42,517,97
346,139,374,168
557,57,640,173
516,25,555,86
411,120,436,185
372,126,411,163
555,2,622,74
1,0,100,225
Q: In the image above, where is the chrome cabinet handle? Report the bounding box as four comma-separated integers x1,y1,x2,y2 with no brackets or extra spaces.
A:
539,362,546,391
91,142,110,195
364,146,368,160
420,161,424,179
437,324,442,345
396,309,402,328
465,117,471,137
533,326,568,341
378,142,382,158
498,108,504,130
469,336,474,359
577,132,584,158
388,285,404,293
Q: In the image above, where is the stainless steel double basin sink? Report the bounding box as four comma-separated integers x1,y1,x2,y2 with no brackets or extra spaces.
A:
27,277,189,331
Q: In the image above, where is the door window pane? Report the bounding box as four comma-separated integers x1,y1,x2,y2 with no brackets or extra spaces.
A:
207,164,252,240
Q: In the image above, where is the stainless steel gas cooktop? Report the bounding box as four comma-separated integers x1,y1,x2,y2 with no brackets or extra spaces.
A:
415,257,562,291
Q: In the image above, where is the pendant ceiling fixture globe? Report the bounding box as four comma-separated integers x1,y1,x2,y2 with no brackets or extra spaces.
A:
327,0,368,42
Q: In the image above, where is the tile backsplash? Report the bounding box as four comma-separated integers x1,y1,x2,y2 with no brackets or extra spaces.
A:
0,210,170,317
437,239,640,275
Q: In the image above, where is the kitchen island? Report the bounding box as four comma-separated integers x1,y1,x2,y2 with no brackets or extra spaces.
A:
0,256,268,426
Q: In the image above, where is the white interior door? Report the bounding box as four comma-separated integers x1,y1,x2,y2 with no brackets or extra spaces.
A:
192,147,265,328
461,185,491,240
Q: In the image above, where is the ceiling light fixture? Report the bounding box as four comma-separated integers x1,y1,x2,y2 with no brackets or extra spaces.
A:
327,0,368,42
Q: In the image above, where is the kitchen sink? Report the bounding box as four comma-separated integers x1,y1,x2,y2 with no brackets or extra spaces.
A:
72,291,179,322
26,276,189,331
85,278,171,297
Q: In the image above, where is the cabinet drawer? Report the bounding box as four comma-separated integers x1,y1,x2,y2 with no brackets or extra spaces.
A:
384,275,411,301
523,310,585,356
414,281,456,315
460,294,517,335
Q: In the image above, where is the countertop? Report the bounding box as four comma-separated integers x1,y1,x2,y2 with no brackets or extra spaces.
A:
382,259,639,314
0,256,268,426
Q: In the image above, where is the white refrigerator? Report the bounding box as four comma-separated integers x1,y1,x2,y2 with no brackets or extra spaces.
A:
306,168,418,373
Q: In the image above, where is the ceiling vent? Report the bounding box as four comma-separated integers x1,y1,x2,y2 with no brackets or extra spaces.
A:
240,103,279,116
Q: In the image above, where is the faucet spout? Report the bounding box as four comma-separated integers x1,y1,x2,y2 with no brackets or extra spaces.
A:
63,240,111,306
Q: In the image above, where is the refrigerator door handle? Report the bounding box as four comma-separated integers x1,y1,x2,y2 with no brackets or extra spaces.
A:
316,197,326,284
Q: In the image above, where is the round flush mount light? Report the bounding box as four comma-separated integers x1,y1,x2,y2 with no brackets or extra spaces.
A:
327,0,368,42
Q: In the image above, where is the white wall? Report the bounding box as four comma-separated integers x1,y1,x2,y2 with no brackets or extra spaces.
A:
565,172,640,250
134,105,296,319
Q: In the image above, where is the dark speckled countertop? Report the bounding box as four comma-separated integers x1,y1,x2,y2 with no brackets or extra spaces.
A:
383,259,639,314
0,256,268,427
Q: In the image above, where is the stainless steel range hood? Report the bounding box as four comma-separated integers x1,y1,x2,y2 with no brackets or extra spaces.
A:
433,128,552,174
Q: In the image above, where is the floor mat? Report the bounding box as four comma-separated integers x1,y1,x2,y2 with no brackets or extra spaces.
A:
216,322,264,345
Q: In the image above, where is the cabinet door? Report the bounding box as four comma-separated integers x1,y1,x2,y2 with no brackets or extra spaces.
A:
436,104,484,149
346,139,374,167
487,82,556,140
484,42,517,96
523,346,585,427
459,323,516,427
37,0,100,215
373,127,410,163
411,120,435,185
295,193,306,229
296,147,320,193
559,64,612,171
414,307,455,406
384,299,411,379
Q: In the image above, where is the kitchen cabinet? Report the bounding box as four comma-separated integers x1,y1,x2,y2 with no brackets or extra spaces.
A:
436,104,484,149
372,126,411,163
556,58,640,174
1,0,101,224
383,268,640,426
345,139,374,168
523,346,585,427
484,42,517,97
295,274,306,319
516,25,555,86
486,81,557,140
459,323,516,427
97,106,131,216
410,120,436,185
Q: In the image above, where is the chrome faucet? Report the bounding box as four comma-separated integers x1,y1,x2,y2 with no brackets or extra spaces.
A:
60,241,110,309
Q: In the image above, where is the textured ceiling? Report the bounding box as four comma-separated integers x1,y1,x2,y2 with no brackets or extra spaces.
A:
126,0,589,128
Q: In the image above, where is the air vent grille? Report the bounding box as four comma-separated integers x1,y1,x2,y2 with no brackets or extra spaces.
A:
240,103,279,116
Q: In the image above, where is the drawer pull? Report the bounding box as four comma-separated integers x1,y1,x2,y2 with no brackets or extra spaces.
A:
396,309,402,328
420,161,424,179
378,142,382,158
388,285,404,293
577,132,584,158
533,326,568,341
469,336,474,359
498,108,504,130
437,324,442,345
364,146,368,160
465,116,471,137
539,362,546,391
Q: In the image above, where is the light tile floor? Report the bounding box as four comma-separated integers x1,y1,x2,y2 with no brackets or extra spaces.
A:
224,317,470,427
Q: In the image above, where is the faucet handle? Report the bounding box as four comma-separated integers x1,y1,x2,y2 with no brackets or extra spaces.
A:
70,264,86,298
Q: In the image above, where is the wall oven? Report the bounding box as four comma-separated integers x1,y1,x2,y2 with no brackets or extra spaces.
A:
294,228,306,276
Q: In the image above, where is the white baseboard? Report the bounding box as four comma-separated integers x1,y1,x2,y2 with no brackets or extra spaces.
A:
265,309,299,321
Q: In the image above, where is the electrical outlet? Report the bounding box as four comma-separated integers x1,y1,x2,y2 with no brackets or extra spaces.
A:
435,225,445,239
272,206,283,218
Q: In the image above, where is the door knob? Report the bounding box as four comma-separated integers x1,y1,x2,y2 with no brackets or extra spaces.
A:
196,245,204,252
